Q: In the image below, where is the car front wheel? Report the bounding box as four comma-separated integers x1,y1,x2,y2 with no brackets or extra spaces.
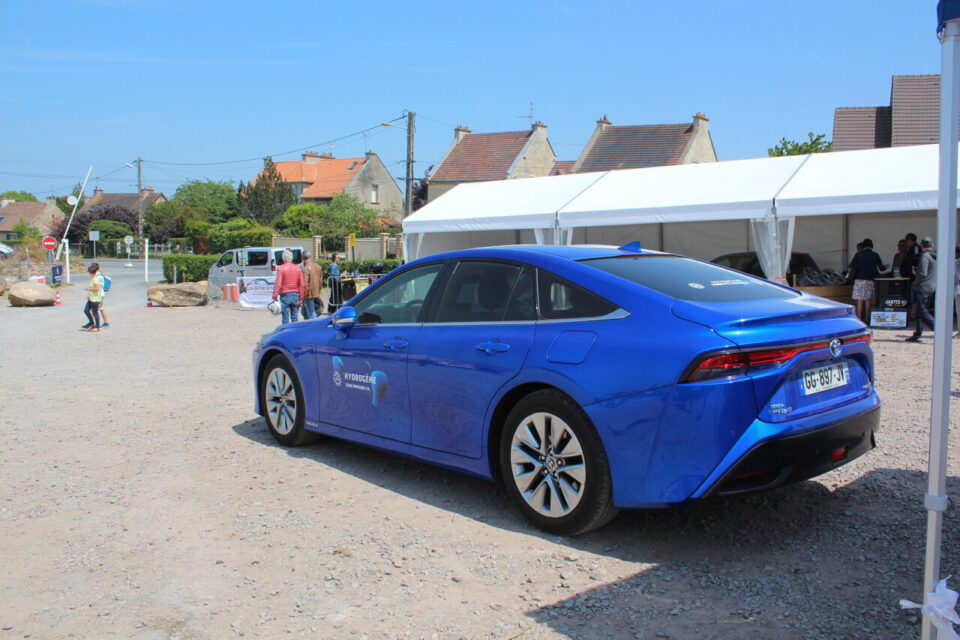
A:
500,390,618,535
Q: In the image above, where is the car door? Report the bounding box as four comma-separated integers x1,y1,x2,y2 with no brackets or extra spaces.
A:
208,251,235,289
315,262,446,443
407,261,537,458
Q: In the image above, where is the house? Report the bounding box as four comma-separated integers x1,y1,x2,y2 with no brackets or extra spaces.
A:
425,114,717,202
0,197,63,241
79,187,168,216
570,113,717,172
271,151,402,220
833,74,945,151
426,122,556,201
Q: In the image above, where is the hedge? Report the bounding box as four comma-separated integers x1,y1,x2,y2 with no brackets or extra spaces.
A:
162,254,219,283
316,258,403,279
208,225,273,255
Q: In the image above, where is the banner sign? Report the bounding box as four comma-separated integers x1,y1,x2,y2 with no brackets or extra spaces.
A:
237,276,275,308
870,310,907,328
50,264,63,285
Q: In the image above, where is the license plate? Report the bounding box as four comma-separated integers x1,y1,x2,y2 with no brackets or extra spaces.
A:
801,362,849,395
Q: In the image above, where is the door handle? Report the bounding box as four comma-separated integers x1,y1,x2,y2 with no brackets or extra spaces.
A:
476,341,510,355
383,338,409,351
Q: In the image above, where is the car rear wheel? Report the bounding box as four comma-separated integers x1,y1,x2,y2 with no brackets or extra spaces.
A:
500,390,618,535
261,354,316,447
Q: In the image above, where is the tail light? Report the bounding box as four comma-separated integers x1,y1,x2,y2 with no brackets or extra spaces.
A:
683,333,870,383
270,259,276,272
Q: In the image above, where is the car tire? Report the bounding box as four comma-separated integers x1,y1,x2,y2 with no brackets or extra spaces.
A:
499,390,618,536
260,354,317,447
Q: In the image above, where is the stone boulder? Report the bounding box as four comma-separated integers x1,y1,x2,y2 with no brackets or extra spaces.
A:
148,281,208,307
8,282,56,307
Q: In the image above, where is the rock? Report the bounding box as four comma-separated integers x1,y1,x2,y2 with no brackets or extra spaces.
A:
8,282,56,306
148,281,209,307
0,276,17,296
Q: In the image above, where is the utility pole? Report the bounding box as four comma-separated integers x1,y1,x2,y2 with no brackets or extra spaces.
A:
405,111,415,219
136,156,143,245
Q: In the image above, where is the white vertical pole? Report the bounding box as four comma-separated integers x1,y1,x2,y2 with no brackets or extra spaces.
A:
923,17,960,640
64,241,71,285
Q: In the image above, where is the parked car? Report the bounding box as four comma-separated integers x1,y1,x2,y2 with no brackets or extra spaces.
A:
711,251,822,281
0,242,13,259
253,244,880,535
207,246,302,294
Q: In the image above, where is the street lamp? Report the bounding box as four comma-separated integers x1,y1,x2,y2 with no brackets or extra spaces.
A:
381,111,415,219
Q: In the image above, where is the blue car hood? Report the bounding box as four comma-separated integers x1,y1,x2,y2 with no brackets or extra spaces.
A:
671,294,859,348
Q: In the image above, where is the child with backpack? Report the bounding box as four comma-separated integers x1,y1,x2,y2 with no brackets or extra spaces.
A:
99,271,112,327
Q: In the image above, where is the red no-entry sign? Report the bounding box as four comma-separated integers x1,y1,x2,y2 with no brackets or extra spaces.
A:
41,236,57,250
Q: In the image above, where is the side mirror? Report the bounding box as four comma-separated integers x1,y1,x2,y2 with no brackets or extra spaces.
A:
332,306,358,333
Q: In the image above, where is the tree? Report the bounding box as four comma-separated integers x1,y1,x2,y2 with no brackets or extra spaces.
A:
144,200,208,243
411,178,429,212
1,190,38,202
89,219,132,239
274,203,324,237
55,183,85,216
51,204,139,243
172,179,240,223
12,219,41,240
768,132,833,156
237,157,296,226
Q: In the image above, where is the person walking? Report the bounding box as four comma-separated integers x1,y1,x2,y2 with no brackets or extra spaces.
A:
300,251,322,320
906,236,937,342
81,262,105,332
272,250,304,325
848,239,886,324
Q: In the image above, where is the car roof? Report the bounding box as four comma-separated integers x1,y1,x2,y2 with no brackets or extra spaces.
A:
420,244,667,263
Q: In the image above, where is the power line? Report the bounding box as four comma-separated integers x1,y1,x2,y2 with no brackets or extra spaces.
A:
146,116,406,167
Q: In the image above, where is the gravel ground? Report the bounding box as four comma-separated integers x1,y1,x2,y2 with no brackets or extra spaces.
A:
2,279,959,640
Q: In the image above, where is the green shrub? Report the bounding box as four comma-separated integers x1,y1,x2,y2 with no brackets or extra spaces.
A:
162,254,219,283
208,222,273,254
317,258,402,280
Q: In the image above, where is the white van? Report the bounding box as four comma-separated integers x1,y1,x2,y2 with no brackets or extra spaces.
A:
207,246,303,295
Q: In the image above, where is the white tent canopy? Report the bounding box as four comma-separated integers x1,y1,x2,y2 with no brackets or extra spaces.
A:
402,143,960,270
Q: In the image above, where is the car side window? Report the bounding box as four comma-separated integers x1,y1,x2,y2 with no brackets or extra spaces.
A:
352,263,444,325
218,252,233,267
503,267,537,321
247,251,269,267
433,261,523,323
537,269,618,320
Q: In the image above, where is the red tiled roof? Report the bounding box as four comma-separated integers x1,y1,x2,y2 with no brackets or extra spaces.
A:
430,131,532,181
272,157,366,199
832,107,892,151
576,124,692,172
550,161,575,175
0,202,45,232
80,191,166,215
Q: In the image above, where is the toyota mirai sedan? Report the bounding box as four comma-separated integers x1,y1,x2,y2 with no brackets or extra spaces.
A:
253,244,880,535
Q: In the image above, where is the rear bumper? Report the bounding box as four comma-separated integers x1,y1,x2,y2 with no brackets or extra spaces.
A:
693,398,880,499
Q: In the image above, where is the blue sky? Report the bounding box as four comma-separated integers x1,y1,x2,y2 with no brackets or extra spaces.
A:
0,0,943,200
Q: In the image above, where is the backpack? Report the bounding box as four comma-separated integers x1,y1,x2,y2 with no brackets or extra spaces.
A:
101,274,112,292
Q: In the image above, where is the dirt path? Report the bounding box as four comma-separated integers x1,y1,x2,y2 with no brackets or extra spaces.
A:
1,286,958,639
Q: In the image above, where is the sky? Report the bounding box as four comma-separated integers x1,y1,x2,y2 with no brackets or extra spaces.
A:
0,0,945,201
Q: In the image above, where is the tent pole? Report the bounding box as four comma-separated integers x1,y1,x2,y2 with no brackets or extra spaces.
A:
922,16,960,640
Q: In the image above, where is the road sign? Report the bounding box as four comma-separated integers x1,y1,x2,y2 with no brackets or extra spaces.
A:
348,233,357,247
88,230,100,242
124,235,133,246
41,236,57,250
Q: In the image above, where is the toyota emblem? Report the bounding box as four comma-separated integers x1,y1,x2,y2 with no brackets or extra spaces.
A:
829,338,842,358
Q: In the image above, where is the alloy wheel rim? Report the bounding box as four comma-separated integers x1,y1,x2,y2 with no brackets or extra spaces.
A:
266,368,297,435
509,412,586,518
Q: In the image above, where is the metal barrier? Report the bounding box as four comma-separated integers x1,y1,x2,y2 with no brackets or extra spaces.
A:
325,273,383,314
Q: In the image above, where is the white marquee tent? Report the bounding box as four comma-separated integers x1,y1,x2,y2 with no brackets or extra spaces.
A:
403,143,956,282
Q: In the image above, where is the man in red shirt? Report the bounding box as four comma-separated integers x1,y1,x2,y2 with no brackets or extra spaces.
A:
272,250,304,324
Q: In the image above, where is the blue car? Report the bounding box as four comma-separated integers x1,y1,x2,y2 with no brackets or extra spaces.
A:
253,244,880,535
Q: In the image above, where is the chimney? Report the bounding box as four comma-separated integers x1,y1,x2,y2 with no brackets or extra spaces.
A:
454,125,472,143
47,196,57,203
691,112,710,132
531,120,547,132
140,187,155,197
320,153,334,159
303,151,322,165
93,187,104,197
365,150,378,159
0,198,13,208
596,115,611,130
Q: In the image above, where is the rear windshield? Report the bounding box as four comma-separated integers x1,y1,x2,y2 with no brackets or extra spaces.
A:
581,255,798,302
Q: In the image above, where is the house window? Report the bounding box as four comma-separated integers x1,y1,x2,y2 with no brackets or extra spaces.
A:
371,184,379,204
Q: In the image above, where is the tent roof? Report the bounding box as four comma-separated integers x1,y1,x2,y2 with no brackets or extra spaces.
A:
557,154,808,227
775,143,950,216
403,171,607,233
